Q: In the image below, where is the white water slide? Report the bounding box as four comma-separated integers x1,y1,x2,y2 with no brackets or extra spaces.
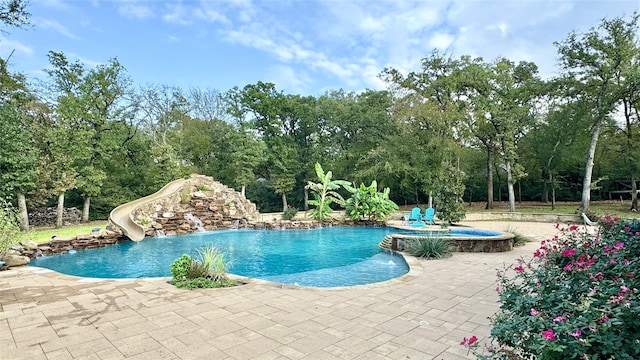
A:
108,178,188,241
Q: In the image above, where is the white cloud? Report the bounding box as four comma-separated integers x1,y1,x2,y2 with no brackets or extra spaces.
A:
37,18,79,40
486,22,509,37
118,2,154,19
194,7,229,24
167,35,180,43
66,52,103,68
163,4,191,25
429,33,455,50
0,36,34,57
267,65,311,94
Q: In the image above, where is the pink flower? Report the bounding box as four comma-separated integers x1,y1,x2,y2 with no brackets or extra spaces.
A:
614,242,624,250
530,308,539,316
569,329,582,338
460,335,478,346
569,225,578,231
561,248,576,257
514,265,524,272
563,264,573,271
468,336,478,346
541,329,556,341
553,316,564,322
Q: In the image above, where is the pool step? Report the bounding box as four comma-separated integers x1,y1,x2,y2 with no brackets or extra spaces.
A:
379,235,394,251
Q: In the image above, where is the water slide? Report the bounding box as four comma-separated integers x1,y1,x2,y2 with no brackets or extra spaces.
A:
108,178,188,241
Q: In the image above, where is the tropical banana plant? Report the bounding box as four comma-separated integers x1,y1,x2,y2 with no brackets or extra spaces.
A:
344,180,399,221
306,163,350,221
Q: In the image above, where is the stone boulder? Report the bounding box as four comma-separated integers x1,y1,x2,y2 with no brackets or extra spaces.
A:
3,254,30,267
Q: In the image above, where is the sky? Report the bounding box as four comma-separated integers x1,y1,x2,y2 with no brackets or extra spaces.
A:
1,0,639,96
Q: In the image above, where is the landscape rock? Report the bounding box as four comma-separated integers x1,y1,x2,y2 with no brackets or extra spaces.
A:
3,254,30,267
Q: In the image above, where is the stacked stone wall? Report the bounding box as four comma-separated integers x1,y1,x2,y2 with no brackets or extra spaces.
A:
28,207,82,227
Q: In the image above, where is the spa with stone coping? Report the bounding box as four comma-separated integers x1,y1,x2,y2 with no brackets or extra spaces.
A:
379,226,515,253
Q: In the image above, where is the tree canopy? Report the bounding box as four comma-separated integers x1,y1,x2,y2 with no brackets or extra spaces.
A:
1,9,638,223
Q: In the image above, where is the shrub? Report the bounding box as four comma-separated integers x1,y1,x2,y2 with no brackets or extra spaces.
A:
172,277,237,290
185,260,209,279
282,206,298,220
196,185,210,191
197,244,233,281
0,200,21,259
169,254,193,280
462,218,640,359
169,246,235,289
506,226,529,247
136,214,152,225
408,237,452,259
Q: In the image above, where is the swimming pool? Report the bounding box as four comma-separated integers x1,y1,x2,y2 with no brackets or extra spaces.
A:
30,227,410,287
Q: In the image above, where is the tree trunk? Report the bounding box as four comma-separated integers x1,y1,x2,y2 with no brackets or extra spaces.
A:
486,147,494,210
504,157,516,212
281,193,288,212
56,192,65,229
241,185,246,197
551,174,556,211
542,169,549,203
428,192,433,208
17,192,29,232
549,172,555,210
82,196,90,222
304,188,309,211
580,120,603,212
631,176,638,211
518,181,522,204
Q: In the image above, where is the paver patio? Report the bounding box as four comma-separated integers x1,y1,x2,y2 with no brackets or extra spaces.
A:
0,221,566,360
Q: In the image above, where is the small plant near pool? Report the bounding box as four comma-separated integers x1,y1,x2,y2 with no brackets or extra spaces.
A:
461,217,640,359
408,237,452,259
136,214,152,226
169,245,236,290
506,225,529,247
282,205,298,220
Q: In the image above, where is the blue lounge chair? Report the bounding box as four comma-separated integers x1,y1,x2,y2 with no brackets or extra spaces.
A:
407,207,424,226
423,207,435,225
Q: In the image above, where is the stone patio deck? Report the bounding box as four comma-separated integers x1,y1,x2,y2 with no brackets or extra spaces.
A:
0,221,567,360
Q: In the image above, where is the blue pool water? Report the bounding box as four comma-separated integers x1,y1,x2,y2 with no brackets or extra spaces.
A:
31,227,411,287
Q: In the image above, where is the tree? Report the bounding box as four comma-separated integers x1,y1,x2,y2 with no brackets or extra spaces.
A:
381,52,469,208
236,82,302,211
519,101,590,209
44,51,134,222
0,0,29,30
555,13,640,212
459,58,541,212
0,58,37,230
432,160,466,223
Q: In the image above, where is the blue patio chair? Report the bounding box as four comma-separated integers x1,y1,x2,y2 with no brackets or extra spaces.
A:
422,207,435,225
408,207,424,225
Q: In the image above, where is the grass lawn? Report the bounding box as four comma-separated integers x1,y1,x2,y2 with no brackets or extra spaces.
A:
25,221,108,244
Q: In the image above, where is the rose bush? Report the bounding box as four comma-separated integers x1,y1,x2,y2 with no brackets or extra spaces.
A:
463,217,640,359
